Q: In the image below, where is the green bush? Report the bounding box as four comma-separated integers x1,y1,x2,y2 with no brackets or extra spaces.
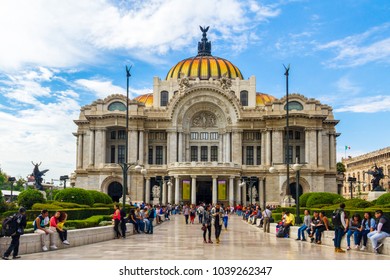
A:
344,198,373,209
299,193,312,207
375,193,390,205
52,201,91,208
87,190,113,204
65,215,112,229
32,203,63,210
93,203,114,208
17,189,45,209
54,188,94,206
306,193,345,208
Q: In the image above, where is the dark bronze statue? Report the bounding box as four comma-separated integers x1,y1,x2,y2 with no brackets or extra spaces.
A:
365,164,385,191
31,161,49,190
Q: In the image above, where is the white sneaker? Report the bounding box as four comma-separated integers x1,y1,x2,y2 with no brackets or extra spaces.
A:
360,245,366,251
50,245,58,250
354,245,359,249
42,246,48,252
62,240,70,245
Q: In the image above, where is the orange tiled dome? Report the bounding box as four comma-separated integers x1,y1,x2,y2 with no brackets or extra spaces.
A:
134,93,153,107
256,93,276,106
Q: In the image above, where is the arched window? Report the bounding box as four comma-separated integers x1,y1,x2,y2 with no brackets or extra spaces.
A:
108,101,126,111
240,90,248,106
284,101,303,111
160,91,169,106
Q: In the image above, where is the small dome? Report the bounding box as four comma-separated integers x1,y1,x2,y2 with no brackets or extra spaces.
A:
256,93,276,106
166,26,243,81
134,93,153,107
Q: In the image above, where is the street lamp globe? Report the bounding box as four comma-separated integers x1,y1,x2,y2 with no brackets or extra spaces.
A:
292,163,302,172
134,164,142,172
269,166,276,174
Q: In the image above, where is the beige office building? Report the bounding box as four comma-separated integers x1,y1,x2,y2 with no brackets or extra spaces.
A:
73,29,340,206
342,147,390,199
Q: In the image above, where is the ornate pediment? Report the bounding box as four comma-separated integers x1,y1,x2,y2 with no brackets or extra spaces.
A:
191,111,217,128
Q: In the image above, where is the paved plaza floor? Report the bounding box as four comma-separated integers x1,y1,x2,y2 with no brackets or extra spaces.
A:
21,214,389,260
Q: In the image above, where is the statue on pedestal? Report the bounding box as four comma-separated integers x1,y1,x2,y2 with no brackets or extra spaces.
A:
365,164,385,191
31,161,49,190
152,185,161,199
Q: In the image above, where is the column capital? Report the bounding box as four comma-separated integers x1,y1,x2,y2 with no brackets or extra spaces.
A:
212,175,218,179
191,175,197,179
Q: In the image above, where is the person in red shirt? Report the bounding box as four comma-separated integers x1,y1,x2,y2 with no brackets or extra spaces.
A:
112,204,121,239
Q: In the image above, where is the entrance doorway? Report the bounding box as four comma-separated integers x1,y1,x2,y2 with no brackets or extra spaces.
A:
196,181,212,204
289,183,303,202
108,181,123,202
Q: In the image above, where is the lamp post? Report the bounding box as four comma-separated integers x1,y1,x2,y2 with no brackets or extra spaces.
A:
240,176,257,205
347,177,356,199
60,175,69,189
284,64,291,200
262,177,266,211
8,177,16,202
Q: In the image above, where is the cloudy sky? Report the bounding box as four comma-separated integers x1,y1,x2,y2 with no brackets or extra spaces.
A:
1,0,389,181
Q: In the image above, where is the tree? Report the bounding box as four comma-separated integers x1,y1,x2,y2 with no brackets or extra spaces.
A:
337,162,346,173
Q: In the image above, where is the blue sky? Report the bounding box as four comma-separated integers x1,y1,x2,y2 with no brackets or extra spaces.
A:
0,0,389,181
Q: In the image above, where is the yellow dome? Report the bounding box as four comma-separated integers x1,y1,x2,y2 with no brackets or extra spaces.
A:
134,93,153,107
166,56,243,81
256,93,276,106
166,26,243,81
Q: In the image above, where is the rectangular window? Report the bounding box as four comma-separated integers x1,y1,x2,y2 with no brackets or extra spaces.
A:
210,132,219,140
287,145,293,164
288,130,294,140
156,146,163,165
240,91,248,106
148,146,153,164
211,146,218,161
190,132,198,140
200,132,208,140
255,132,261,140
110,145,115,163
110,131,116,139
295,146,301,163
118,145,125,164
118,130,126,139
256,146,261,165
295,131,301,140
191,146,198,161
201,146,208,161
246,146,254,165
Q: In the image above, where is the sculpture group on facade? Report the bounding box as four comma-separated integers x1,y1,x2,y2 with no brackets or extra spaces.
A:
31,161,49,190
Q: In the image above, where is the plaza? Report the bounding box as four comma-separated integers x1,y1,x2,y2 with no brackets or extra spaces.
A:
19,215,388,260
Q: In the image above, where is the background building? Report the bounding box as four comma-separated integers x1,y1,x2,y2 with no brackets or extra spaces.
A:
342,147,390,199
73,28,339,206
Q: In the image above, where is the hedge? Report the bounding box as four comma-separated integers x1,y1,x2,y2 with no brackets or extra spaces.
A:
17,189,46,209
376,193,390,205
54,188,94,206
87,190,113,204
306,192,345,208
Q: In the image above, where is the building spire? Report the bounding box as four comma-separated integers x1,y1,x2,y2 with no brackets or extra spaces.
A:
197,25,211,56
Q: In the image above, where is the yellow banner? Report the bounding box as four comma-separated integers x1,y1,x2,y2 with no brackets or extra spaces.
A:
218,180,227,200
183,180,190,200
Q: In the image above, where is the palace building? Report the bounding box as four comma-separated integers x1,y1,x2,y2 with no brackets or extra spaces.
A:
73,28,340,206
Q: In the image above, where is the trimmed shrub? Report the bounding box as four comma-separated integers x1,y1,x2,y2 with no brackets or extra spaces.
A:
306,192,345,208
54,188,94,206
93,203,114,208
87,190,113,204
32,203,63,211
65,215,112,229
52,201,91,208
299,193,312,207
344,198,373,209
375,193,390,205
17,189,45,209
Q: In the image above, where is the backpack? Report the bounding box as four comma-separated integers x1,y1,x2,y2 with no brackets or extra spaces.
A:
1,214,22,237
332,209,343,227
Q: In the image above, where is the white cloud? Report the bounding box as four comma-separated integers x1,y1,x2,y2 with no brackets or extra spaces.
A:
75,79,125,99
317,23,390,68
334,95,390,113
335,76,362,95
0,0,279,70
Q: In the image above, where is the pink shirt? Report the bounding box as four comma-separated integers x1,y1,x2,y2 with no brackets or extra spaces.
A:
50,216,58,227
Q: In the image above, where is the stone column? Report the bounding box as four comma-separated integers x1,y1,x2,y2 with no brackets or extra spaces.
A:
330,133,336,169
309,129,317,166
129,130,138,163
305,129,310,164
226,132,231,162
272,129,283,164
191,176,197,205
185,133,190,162
167,181,173,204
162,181,167,205
101,129,106,166
212,176,218,205
175,176,180,205
218,132,223,162
242,181,247,205
139,130,144,164
265,130,271,165
94,129,103,168
231,130,242,164
259,178,264,208
236,179,242,204
88,129,95,166
77,133,83,169
178,132,183,162
261,129,266,166
167,131,177,164
229,176,234,206
145,177,151,203
317,129,323,167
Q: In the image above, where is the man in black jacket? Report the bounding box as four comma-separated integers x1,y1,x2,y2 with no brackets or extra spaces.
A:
2,207,27,260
